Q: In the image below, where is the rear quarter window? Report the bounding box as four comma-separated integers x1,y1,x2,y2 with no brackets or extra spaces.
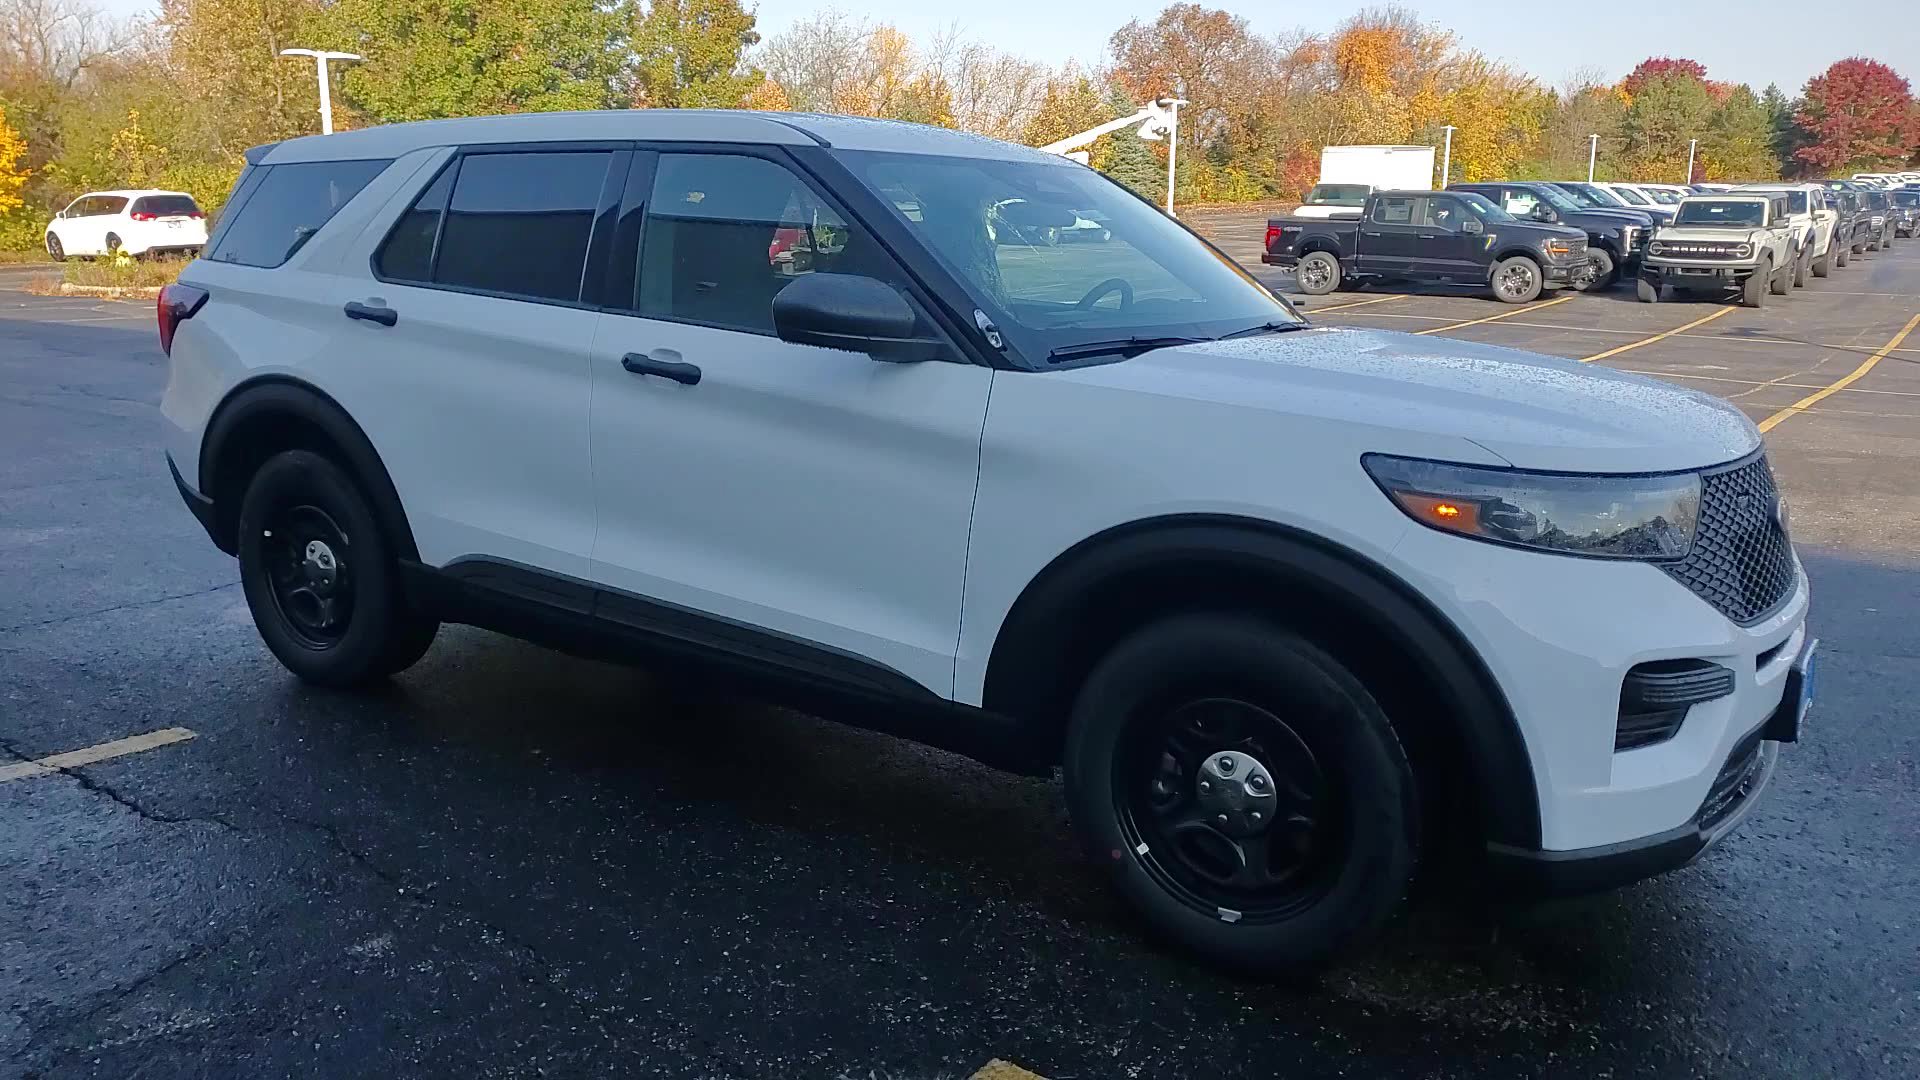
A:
207,159,391,268
133,194,201,217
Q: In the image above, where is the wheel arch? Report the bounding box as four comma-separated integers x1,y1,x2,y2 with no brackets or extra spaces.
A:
197,376,419,561
980,514,1543,851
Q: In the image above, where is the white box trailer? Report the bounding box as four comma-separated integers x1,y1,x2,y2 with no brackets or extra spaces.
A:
1292,145,1437,218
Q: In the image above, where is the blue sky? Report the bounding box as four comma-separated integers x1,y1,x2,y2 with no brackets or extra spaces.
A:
102,0,1916,98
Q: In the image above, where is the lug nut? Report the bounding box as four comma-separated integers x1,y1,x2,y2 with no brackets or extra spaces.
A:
1251,811,1262,822
1199,780,1212,793
1216,814,1229,826
1217,756,1235,774
1249,775,1267,791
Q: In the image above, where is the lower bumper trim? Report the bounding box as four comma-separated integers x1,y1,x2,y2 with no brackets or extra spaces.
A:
168,453,230,554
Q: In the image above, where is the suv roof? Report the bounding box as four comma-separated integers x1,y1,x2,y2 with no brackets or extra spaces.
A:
75,188,194,199
255,110,1064,167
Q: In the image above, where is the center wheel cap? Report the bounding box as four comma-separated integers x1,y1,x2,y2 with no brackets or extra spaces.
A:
1194,750,1278,837
302,539,339,589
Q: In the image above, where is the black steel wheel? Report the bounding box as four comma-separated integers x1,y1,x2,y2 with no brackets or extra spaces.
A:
261,503,355,650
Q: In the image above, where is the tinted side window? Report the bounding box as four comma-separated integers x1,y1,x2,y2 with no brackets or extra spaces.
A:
374,164,455,284
208,160,390,268
98,196,129,215
1370,196,1415,225
635,153,901,334
1422,197,1466,231
434,152,613,303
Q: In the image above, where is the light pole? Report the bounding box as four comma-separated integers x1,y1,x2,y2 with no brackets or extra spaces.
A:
1160,97,1188,217
1685,138,1698,184
1440,125,1456,188
280,49,362,135
1587,134,1599,182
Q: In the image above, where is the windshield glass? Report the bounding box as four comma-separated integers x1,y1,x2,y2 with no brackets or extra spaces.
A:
1610,186,1651,205
1645,188,1683,204
1893,191,1919,207
1555,183,1614,208
1454,191,1515,223
1535,185,1581,212
843,151,1299,359
1305,184,1369,206
1675,200,1764,227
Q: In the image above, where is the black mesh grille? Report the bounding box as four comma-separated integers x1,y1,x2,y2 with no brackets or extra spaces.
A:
1661,455,1797,624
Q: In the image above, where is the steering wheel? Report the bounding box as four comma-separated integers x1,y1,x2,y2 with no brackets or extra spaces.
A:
1075,277,1134,311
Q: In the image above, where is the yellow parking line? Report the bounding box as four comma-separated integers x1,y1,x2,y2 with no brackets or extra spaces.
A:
1413,294,1574,336
970,1061,1047,1080
1304,294,1404,314
0,727,197,783
1579,306,1733,362
1756,312,1920,433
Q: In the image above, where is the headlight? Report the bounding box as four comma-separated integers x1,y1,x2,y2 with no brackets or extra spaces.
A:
1647,240,1665,255
1735,242,1754,258
1363,455,1700,559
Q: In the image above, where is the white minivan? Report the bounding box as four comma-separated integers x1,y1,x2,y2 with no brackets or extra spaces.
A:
157,111,1814,974
45,189,209,260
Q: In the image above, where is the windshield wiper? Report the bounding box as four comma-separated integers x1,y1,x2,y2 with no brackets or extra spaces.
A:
1216,321,1308,341
1046,335,1210,363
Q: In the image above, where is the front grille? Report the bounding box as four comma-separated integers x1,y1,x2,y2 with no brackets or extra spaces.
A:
1698,726,1766,830
1661,455,1797,624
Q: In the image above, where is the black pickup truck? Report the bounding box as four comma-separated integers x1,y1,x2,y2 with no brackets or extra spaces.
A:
1263,189,1592,303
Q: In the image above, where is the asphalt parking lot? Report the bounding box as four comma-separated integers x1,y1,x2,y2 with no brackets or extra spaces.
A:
4,225,1918,1079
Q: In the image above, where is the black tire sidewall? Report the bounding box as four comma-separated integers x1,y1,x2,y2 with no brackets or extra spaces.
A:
1585,248,1616,290
1063,614,1417,974
237,450,408,687
1744,264,1768,307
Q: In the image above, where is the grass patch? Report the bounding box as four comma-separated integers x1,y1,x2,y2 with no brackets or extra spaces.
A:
0,248,53,265
61,255,192,289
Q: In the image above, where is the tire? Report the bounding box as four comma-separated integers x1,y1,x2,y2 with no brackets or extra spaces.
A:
1742,264,1768,308
45,234,64,262
1576,248,1616,291
1812,250,1830,278
1296,251,1341,296
1063,613,1418,975
1770,259,1791,295
237,450,439,687
1491,256,1543,303
1636,276,1660,303
1837,243,1851,268
104,232,121,254
1868,231,1881,252
1792,245,1809,288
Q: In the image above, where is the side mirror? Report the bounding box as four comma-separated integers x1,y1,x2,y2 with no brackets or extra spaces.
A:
772,273,944,362
1531,205,1556,223
1460,218,1484,234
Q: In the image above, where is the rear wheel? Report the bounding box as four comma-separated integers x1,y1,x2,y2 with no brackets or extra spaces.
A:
1792,245,1809,287
1063,614,1418,975
1296,251,1341,296
1742,264,1768,308
1491,256,1543,304
237,450,439,687
1837,243,1851,267
104,232,121,255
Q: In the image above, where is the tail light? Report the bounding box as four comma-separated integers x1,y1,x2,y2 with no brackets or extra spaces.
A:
188,211,205,219
130,211,157,222
1264,225,1281,250
156,283,209,356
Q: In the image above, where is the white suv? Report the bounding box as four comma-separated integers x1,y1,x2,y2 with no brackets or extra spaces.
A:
158,112,1815,973
45,189,208,260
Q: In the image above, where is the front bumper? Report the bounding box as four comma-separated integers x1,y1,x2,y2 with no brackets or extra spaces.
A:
1641,260,1760,287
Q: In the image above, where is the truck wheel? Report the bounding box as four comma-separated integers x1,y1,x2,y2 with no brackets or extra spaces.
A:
1575,249,1616,291
1793,245,1809,288
1491,256,1543,304
1742,265,1768,308
1770,259,1791,295
1836,244,1850,268
1296,251,1341,296
1063,613,1418,976
1636,277,1660,303
1812,249,1830,278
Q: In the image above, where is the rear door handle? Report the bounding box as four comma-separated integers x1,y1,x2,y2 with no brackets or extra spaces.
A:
622,351,701,386
344,301,397,327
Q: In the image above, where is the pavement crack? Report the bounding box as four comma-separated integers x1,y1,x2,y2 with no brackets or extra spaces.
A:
0,580,239,635
0,735,239,832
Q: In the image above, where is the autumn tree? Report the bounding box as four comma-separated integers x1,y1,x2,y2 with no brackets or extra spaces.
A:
0,101,26,216
1794,58,1919,173
1701,84,1777,180
630,0,763,109
159,0,321,154
1022,68,1113,157
1616,65,1714,180
1109,5,1271,163
1621,57,1708,97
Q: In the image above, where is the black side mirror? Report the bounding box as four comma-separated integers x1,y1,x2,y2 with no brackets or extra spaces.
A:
1460,218,1484,234
1531,204,1556,223
772,273,944,362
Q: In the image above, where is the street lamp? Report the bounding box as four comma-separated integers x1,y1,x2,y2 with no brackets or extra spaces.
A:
1158,97,1188,217
1587,134,1599,182
1440,125,1456,188
280,49,362,135
1685,138,1698,185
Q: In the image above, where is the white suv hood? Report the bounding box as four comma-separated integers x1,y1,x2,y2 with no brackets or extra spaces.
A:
1064,326,1759,473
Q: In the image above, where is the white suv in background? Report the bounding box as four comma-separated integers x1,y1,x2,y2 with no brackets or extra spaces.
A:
157,112,1815,974
45,189,208,260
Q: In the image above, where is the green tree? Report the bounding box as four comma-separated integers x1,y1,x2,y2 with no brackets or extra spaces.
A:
1617,71,1714,180
1022,70,1110,152
1760,83,1807,177
1100,93,1163,201
1702,84,1778,180
629,0,763,109
159,0,322,153
318,0,628,122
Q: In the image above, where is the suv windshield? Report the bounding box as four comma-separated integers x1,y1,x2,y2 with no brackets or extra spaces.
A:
1893,191,1919,207
1610,186,1652,205
842,150,1300,361
1675,200,1764,227
1534,185,1582,212
1644,189,1683,204
1454,191,1515,223
1305,184,1369,206
1553,183,1616,208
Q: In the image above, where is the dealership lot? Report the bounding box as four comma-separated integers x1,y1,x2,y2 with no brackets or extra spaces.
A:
3,222,1918,1078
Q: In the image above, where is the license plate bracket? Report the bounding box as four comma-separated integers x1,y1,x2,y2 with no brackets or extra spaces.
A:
1763,636,1817,743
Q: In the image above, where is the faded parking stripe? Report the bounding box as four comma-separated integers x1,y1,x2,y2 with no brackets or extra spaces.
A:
1757,312,1920,433
0,727,197,783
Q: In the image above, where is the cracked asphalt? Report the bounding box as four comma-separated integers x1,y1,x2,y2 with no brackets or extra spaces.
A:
3,233,1919,1079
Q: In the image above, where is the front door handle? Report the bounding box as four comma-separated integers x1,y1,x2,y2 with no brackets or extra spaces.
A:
622,351,702,386
344,301,397,327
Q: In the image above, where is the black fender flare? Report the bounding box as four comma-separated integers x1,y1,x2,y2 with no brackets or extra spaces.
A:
982,515,1543,850
197,376,419,561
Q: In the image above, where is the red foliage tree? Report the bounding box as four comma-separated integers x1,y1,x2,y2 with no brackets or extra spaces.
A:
1622,57,1709,96
1794,58,1920,172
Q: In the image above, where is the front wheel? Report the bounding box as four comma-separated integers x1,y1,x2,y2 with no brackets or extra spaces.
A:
1770,260,1791,295
1812,250,1830,278
1296,251,1342,296
1742,265,1769,308
1837,243,1851,267
1491,256,1543,303
1063,614,1418,975
1793,245,1809,288
1576,248,1616,291
237,450,440,687
45,234,65,262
